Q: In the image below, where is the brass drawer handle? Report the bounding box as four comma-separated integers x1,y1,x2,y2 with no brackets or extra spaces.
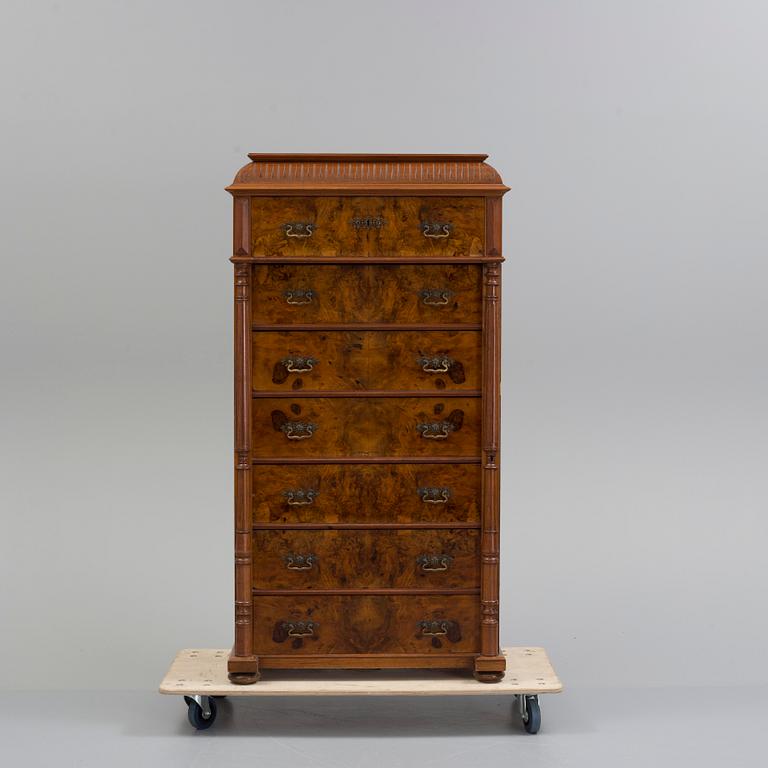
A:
282,620,317,637
416,554,453,572
282,488,318,506
417,619,454,636
281,356,318,373
351,216,385,229
418,355,453,373
284,222,315,238
284,553,317,570
419,288,453,306
417,421,455,440
280,421,317,440
283,289,314,305
422,221,453,239
418,487,452,504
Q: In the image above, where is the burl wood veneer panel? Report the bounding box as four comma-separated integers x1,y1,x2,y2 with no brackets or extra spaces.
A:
251,264,482,324
252,464,481,524
250,397,481,458
252,330,480,392
252,594,480,655
252,529,479,590
250,197,484,258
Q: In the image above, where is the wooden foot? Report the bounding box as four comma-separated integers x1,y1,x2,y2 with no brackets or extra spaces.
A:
473,654,506,683
473,670,505,683
228,670,261,685
227,652,260,684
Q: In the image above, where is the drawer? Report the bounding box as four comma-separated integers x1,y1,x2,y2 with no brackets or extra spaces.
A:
252,529,479,590
252,330,480,392
252,464,481,524
251,264,481,325
252,595,479,655
250,197,484,258
251,397,481,458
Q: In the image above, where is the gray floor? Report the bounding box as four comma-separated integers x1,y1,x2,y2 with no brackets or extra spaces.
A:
2,686,765,767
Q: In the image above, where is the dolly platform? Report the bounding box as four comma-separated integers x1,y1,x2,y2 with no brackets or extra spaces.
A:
159,646,562,734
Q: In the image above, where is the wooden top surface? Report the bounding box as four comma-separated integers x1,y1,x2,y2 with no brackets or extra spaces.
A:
246,153,490,162
228,153,509,194
159,647,562,697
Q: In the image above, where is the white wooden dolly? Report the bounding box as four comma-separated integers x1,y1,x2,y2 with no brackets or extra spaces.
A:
159,646,562,734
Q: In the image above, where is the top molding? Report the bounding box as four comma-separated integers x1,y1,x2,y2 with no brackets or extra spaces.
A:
227,153,509,196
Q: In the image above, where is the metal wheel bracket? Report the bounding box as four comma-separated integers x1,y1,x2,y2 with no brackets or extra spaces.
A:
192,694,212,719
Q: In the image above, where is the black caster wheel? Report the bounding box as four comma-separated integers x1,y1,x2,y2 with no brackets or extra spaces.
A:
184,695,218,730
522,695,541,734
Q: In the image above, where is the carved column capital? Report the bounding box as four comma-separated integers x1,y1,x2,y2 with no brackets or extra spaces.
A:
235,600,252,626
235,264,250,302
481,600,500,625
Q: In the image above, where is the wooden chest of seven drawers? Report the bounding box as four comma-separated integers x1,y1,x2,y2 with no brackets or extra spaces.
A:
226,154,509,683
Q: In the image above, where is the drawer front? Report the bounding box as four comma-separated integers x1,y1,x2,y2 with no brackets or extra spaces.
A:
252,529,479,590
251,264,481,324
252,595,479,655
253,529,480,590
251,197,484,258
251,397,481,458
253,330,480,392
253,464,480,524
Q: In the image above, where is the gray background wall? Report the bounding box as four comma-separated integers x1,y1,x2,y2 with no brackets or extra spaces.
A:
1,0,766,691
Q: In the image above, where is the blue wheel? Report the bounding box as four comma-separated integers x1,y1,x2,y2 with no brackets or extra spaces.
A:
523,696,541,734
185,696,217,730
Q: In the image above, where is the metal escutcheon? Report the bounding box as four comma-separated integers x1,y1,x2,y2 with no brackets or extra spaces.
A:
416,554,453,572
416,421,455,440
282,355,318,373
280,421,317,440
417,620,452,636
419,288,453,306
351,216,385,229
284,222,315,238
418,355,453,373
282,620,317,637
283,488,318,506
283,289,314,305
422,221,453,238
418,487,452,504
284,553,316,570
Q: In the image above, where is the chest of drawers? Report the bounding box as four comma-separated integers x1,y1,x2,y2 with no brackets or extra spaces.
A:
226,154,508,683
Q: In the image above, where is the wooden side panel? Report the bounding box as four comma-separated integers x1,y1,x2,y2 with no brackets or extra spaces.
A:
252,464,481,524
251,264,482,325
250,397,481,458
252,529,479,589
251,197,484,258
252,330,480,392
252,595,480,655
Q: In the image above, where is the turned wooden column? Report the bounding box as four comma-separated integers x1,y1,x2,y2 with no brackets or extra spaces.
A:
476,195,505,681
229,196,259,682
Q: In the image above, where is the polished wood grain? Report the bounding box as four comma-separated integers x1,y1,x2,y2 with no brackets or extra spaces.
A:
252,463,481,524
252,330,480,392
251,397,481,459
252,595,479,655
250,197,483,258
251,264,482,324
228,153,507,683
252,529,479,590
